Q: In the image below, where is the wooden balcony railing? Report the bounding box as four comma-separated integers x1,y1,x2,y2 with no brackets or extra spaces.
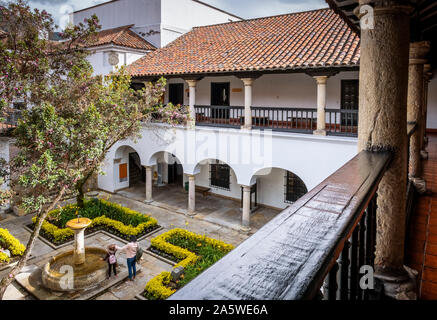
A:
194,106,358,137
170,150,392,300
0,109,21,135
251,107,317,133
325,109,359,137
194,105,244,128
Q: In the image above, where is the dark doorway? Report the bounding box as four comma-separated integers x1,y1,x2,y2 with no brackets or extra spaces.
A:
168,163,183,187
129,152,145,187
341,80,359,126
211,82,230,119
169,83,184,106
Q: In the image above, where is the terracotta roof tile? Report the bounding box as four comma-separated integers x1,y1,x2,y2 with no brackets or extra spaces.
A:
85,25,155,51
128,8,360,77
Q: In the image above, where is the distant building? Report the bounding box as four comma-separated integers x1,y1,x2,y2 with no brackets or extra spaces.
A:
70,0,242,76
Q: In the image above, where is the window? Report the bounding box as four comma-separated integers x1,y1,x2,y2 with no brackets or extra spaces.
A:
285,171,307,203
210,163,230,190
341,80,359,126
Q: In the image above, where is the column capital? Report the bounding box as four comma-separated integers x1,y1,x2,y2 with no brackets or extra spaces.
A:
314,76,328,85
409,41,430,65
186,79,198,88
188,174,196,180
241,78,255,86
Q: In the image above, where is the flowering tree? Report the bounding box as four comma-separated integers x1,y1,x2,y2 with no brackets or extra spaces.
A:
0,0,188,298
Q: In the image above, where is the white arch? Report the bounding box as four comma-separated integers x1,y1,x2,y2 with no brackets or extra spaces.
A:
246,165,310,189
191,157,241,181
111,142,146,166
147,150,184,169
249,166,308,190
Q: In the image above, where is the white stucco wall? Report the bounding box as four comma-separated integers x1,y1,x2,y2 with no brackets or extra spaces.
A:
165,71,359,109
427,76,437,130
98,124,357,208
160,0,240,47
87,48,147,76
72,0,241,49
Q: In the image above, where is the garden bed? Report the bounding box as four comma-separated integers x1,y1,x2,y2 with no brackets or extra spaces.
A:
29,198,160,246
0,228,26,266
143,229,234,300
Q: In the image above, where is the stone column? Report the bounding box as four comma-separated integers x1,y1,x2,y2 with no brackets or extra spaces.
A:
407,41,430,185
356,1,416,299
313,76,328,136
421,64,432,154
187,175,196,216
241,185,251,232
145,166,153,204
186,80,197,126
241,78,254,130
73,229,86,265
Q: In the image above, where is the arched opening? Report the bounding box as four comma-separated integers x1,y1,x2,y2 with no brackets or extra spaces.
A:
251,167,308,209
150,151,184,188
113,145,144,191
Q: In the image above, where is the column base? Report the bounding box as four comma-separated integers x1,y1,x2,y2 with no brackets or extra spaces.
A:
240,125,252,131
144,199,154,204
420,150,429,160
239,226,251,233
374,266,418,300
313,129,327,136
187,211,197,217
409,176,427,194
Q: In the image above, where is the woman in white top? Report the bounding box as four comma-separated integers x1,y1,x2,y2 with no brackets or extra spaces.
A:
117,235,138,281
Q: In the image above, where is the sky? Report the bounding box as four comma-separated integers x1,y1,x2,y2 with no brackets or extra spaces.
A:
26,0,328,29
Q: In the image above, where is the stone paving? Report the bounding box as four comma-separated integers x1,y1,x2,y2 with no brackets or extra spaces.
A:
0,189,259,300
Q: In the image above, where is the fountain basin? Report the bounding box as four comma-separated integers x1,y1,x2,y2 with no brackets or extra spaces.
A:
42,247,107,292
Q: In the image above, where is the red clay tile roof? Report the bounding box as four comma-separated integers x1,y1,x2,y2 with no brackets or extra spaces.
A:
128,8,360,78
85,25,156,51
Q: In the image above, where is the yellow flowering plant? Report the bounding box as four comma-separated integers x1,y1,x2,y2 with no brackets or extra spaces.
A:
0,228,26,263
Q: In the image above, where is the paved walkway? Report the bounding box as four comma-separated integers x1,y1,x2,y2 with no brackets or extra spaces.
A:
0,191,252,300
405,133,437,300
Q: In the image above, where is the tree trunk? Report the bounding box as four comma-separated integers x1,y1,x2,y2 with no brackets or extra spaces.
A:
0,187,66,300
76,172,93,209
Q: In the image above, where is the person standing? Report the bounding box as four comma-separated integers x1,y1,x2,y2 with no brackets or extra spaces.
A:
102,244,118,278
117,236,138,281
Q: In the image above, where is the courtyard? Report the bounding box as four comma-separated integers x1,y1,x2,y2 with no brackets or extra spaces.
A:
0,191,251,300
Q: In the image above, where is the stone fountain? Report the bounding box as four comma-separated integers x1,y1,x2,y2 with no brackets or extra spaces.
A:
41,217,108,292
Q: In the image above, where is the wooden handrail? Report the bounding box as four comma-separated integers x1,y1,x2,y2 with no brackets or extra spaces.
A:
170,150,392,300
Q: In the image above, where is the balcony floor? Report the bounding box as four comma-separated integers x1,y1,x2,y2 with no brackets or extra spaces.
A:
405,133,437,300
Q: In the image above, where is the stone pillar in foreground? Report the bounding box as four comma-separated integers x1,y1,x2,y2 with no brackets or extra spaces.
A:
145,166,153,204
186,80,197,126
421,64,432,153
407,41,430,185
241,78,254,130
356,0,416,299
188,175,196,216
241,185,251,233
313,76,328,136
